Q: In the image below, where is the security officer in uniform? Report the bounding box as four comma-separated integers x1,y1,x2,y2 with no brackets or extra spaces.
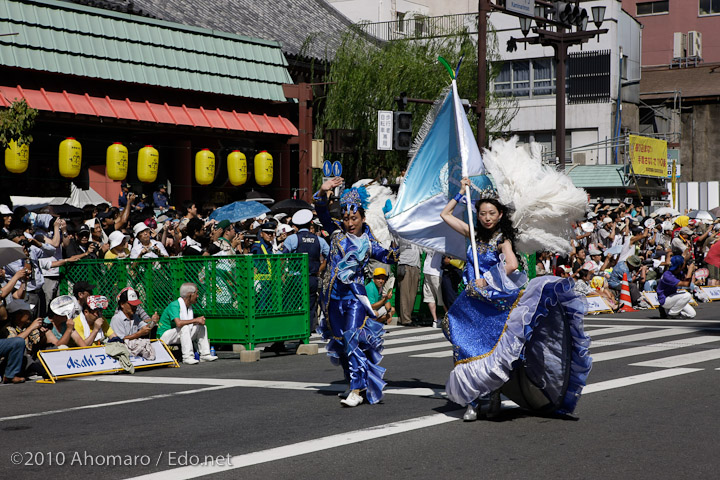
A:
282,209,329,331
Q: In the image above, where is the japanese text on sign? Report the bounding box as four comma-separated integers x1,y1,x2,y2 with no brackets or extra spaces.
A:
629,135,668,178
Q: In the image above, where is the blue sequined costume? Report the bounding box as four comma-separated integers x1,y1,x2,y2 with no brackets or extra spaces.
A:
314,194,399,404
444,232,592,414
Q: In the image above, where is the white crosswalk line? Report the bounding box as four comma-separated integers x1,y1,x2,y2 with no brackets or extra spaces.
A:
411,350,452,359
585,326,646,337
630,348,720,368
592,335,720,362
582,368,702,394
380,341,451,355
591,327,695,347
315,327,444,354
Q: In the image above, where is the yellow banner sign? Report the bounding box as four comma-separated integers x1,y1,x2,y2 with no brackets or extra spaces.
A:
629,135,667,177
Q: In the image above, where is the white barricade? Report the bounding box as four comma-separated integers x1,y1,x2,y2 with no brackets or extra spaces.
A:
37,340,178,383
585,295,613,314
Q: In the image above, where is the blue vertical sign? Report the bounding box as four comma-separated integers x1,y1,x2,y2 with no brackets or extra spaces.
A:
332,161,342,177
322,160,332,177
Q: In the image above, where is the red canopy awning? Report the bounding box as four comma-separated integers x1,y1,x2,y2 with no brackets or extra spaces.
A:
0,85,298,136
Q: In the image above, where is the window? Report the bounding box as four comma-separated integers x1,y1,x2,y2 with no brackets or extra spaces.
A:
397,12,406,32
414,16,426,37
637,1,669,15
700,0,720,15
493,59,557,98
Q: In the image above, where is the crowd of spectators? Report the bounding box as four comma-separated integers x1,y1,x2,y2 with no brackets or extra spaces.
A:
0,184,335,381
1,184,717,382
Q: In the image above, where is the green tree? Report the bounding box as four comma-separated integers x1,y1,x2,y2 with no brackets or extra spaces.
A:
317,27,516,184
0,99,38,148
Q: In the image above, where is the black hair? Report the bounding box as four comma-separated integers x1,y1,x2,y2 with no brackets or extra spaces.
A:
577,268,590,280
182,200,196,216
474,198,518,251
186,218,204,238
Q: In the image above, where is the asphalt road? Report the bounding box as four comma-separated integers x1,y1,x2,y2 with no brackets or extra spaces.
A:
2,302,719,479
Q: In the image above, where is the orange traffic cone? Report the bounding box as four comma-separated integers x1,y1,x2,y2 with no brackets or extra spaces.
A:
618,272,636,312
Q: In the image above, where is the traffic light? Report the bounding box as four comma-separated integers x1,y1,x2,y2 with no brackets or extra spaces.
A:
393,111,412,151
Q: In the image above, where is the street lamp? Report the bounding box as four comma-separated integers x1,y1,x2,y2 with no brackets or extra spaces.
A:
501,0,608,169
519,16,532,36
592,5,606,29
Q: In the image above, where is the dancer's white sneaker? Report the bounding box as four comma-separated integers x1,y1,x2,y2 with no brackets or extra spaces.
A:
340,391,364,407
463,404,478,421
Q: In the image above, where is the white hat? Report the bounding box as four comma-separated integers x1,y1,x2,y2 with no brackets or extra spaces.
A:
133,222,150,236
292,209,313,226
0,204,12,215
588,246,602,256
580,222,594,233
49,295,76,318
587,212,597,219
602,217,613,224
662,221,673,231
108,230,130,250
277,224,293,235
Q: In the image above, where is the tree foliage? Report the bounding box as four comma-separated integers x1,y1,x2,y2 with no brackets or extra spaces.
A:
0,99,38,148
317,28,516,183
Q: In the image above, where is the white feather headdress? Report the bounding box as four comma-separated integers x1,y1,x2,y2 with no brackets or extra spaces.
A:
482,137,588,254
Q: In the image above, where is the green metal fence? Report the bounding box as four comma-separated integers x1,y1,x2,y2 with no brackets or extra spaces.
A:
59,254,309,350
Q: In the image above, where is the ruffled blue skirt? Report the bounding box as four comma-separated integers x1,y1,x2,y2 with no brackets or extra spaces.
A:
321,296,386,404
444,276,591,414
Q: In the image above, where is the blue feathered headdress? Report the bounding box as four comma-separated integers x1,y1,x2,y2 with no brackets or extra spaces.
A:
340,186,369,214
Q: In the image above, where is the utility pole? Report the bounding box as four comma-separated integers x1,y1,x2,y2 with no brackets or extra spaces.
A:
476,0,491,150
476,1,608,170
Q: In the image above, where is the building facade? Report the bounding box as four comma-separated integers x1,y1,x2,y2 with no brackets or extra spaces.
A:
0,0,298,207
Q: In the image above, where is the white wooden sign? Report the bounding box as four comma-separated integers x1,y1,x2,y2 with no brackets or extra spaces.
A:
377,110,393,151
700,286,720,301
642,291,660,308
37,340,177,383
586,295,613,314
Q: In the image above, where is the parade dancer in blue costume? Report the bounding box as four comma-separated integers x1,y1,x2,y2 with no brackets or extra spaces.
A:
314,177,399,407
441,178,592,421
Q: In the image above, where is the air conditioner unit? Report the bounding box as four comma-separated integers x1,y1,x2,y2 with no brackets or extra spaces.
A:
688,31,702,58
572,152,586,164
673,32,686,59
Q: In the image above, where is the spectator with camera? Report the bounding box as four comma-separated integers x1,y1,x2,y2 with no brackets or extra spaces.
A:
43,295,99,348
4,229,56,317
212,220,243,256
180,218,207,256
657,255,697,319
608,255,648,308
130,221,168,258
110,288,158,341
74,295,113,345
65,224,99,259
2,299,47,379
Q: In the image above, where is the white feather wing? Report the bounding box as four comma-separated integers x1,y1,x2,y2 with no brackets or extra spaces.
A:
352,180,396,248
482,137,588,254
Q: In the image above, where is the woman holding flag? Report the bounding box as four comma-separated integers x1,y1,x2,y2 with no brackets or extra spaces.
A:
386,57,591,421
439,166,592,421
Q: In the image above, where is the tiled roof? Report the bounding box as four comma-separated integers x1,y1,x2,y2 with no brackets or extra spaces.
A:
63,0,354,60
565,164,630,188
0,0,293,101
641,64,720,101
0,85,298,135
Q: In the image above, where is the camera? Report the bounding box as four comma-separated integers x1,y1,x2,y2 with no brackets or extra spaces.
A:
19,239,31,248
41,317,53,329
